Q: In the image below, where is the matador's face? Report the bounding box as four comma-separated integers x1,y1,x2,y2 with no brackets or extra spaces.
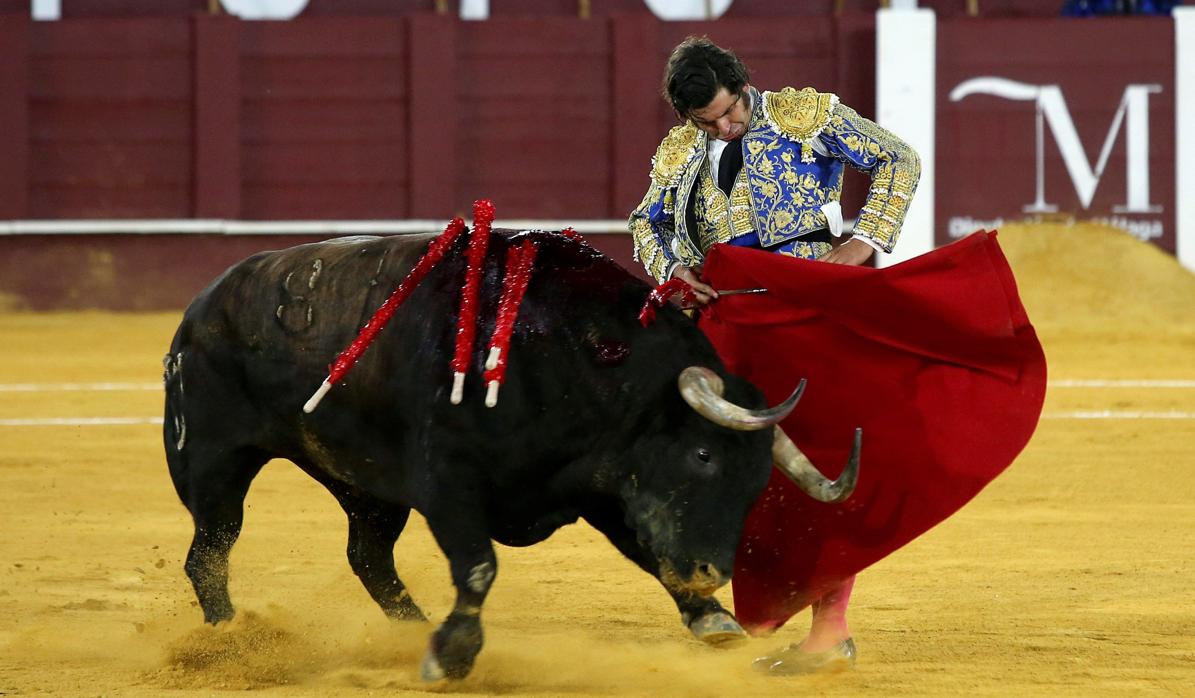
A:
688,85,752,141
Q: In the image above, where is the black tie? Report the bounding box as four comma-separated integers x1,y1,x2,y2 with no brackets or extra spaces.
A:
717,138,743,196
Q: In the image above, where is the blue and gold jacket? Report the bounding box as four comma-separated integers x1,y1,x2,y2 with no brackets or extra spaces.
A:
628,86,921,282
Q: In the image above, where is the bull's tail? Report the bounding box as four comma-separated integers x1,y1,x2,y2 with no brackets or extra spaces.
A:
162,349,189,500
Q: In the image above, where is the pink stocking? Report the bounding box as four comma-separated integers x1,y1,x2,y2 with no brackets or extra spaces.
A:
802,575,855,652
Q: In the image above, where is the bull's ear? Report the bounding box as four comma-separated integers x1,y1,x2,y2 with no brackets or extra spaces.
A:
590,338,630,366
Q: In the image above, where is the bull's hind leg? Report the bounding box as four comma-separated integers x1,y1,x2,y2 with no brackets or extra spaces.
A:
167,444,267,624
322,483,426,621
347,507,427,621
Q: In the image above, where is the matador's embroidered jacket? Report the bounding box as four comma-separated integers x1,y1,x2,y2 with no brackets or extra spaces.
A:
628,86,921,282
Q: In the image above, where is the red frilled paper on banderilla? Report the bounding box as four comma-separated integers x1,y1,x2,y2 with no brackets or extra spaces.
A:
697,231,1047,634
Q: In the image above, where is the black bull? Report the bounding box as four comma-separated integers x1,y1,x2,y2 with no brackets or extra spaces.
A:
163,229,857,680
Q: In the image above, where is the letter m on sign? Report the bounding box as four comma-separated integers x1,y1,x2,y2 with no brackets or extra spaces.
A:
950,77,1162,214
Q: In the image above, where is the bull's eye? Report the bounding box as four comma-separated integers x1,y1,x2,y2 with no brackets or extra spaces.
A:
696,448,711,463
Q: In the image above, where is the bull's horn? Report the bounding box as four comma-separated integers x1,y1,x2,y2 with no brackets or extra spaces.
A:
678,366,803,431
772,427,861,503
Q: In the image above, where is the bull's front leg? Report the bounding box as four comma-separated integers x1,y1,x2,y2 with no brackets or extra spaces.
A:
581,506,746,646
421,513,497,681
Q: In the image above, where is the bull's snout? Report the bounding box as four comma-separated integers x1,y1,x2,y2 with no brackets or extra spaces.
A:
660,559,727,597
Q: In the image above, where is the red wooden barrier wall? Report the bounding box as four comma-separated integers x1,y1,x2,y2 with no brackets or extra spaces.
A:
0,3,1106,311
0,1,1063,19
0,12,874,224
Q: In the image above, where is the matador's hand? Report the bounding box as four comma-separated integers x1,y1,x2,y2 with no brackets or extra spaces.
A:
819,238,875,266
672,265,719,306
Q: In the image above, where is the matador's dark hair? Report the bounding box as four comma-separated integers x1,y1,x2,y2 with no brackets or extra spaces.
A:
662,36,750,119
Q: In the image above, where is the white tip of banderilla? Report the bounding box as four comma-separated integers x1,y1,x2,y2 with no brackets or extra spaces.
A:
485,380,500,408
451,371,465,405
303,379,332,414
485,346,501,371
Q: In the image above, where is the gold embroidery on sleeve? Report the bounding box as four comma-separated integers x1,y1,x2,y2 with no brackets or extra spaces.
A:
650,124,702,188
824,103,921,252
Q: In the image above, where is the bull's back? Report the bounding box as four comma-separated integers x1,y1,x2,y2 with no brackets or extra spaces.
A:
175,234,435,362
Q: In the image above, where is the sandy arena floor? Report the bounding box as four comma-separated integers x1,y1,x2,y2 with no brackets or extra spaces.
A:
1,224,1193,697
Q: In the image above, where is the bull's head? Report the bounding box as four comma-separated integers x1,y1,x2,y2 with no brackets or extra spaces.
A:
620,366,859,598
679,367,860,505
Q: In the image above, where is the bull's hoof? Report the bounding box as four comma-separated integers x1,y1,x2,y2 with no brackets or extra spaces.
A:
202,609,235,625
688,610,748,647
752,637,857,676
420,614,482,681
419,643,478,682
199,601,235,625
419,650,446,682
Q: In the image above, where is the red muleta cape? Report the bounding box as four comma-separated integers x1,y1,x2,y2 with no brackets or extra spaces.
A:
697,231,1046,634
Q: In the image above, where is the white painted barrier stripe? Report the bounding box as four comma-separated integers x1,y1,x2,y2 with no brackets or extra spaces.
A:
1176,7,1195,273
0,219,632,236
0,417,164,426
876,7,936,267
0,382,161,392
1042,411,1195,420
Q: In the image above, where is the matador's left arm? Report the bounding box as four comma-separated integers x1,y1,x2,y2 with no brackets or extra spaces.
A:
817,103,921,253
